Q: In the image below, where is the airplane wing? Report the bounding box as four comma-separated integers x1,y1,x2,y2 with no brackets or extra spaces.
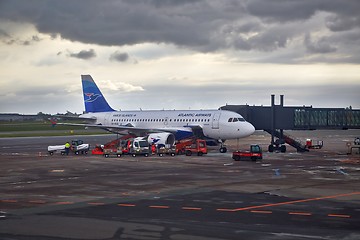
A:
56,122,194,136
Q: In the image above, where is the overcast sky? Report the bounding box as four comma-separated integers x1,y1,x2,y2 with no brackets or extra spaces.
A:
0,0,359,114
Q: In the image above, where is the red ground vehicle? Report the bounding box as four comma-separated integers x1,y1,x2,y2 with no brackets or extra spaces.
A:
232,144,263,161
182,139,207,156
91,134,135,157
305,139,323,149
91,138,123,158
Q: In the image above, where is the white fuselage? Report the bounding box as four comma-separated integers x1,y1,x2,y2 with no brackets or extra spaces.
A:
80,109,255,140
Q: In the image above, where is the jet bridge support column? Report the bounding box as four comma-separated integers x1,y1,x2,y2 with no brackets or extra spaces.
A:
268,94,286,153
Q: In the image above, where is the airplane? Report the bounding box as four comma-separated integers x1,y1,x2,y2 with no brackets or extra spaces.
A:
65,75,255,153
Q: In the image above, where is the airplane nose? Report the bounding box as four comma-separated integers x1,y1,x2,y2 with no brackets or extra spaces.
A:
245,122,255,136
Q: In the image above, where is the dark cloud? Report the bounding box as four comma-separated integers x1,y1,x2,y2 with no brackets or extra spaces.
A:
246,0,360,27
110,51,129,62
304,34,337,54
0,0,359,62
68,49,96,60
325,15,360,32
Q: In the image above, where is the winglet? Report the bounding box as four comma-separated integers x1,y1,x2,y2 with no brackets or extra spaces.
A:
81,75,115,112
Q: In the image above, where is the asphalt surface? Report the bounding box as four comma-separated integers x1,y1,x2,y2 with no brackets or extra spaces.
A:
0,130,359,240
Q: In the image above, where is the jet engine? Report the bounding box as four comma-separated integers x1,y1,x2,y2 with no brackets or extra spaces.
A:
147,133,175,146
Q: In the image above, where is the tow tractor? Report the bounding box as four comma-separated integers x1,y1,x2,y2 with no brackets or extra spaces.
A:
48,139,90,155
180,139,207,156
232,144,263,161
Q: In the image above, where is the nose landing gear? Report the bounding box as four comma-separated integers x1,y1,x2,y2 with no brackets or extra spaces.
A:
218,139,227,153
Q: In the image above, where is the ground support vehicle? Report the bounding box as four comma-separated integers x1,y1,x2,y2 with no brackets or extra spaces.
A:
305,139,323,149
347,138,360,155
157,144,176,157
91,145,104,155
70,140,90,155
48,139,89,155
354,137,360,145
183,139,207,156
103,147,123,158
91,134,135,157
175,138,195,155
48,145,66,155
232,144,263,161
128,137,150,157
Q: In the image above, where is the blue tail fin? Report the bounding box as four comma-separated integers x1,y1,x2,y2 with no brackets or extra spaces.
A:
81,75,115,113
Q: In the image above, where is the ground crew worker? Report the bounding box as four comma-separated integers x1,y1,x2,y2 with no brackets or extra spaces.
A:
151,144,156,155
65,142,71,155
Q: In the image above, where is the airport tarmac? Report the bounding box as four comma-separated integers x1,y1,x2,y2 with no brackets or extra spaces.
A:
0,130,359,240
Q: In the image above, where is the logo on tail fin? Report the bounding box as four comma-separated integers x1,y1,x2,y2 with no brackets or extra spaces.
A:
84,93,102,103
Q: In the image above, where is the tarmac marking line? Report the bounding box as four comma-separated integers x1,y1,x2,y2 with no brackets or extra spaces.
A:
289,212,312,216
182,207,202,211
54,201,74,205
28,200,47,204
328,214,351,218
230,191,360,212
149,205,170,209
216,208,234,212
121,192,132,196
250,210,273,214
1,200,18,203
118,203,136,207
87,202,105,206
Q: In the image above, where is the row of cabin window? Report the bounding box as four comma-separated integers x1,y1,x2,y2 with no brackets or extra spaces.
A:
111,118,211,123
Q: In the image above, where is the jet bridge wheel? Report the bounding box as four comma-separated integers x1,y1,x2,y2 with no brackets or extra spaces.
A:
219,147,227,153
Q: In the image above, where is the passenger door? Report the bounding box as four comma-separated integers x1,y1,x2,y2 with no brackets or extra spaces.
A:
212,112,220,129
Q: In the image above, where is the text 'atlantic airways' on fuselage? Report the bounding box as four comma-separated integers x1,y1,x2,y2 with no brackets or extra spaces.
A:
78,75,255,152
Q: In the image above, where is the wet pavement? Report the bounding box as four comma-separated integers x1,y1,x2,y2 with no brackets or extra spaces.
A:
0,130,359,239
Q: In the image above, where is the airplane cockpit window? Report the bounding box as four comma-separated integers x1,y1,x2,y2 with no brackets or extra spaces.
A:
228,117,246,122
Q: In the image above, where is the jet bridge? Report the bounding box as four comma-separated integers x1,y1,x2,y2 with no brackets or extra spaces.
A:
220,95,360,152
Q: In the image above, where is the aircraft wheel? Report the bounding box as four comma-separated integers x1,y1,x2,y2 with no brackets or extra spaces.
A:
280,145,287,153
268,145,274,152
219,147,227,153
